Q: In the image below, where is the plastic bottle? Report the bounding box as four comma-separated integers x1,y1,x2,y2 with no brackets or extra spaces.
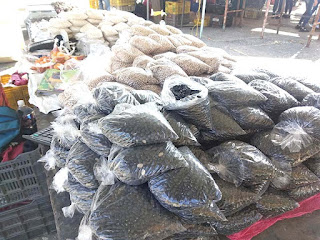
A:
17,100,37,135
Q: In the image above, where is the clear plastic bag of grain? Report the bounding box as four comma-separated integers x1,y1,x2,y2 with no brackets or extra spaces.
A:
167,35,184,48
153,52,177,60
85,73,116,90
111,44,144,63
161,76,213,130
115,67,159,89
149,24,172,35
147,58,187,84
79,183,185,240
110,56,131,73
132,55,155,69
181,34,206,48
92,82,139,114
130,24,157,36
176,45,201,54
171,54,210,76
139,84,162,95
165,25,183,34
98,103,178,147
148,34,176,54
186,50,222,74
129,35,161,55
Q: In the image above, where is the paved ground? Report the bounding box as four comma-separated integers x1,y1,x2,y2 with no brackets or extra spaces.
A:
182,1,320,61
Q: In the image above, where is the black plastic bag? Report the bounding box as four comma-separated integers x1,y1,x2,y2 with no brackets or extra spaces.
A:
207,141,276,187
93,82,140,114
108,141,188,185
207,81,267,107
249,80,299,115
51,136,69,168
211,208,263,235
188,146,213,169
302,93,320,109
164,111,200,146
67,140,99,189
256,189,299,218
269,77,314,101
209,73,244,83
149,146,224,223
88,183,186,240
215,177,260,217
80,119,112,156
98,103,178,147
229,106,274,130
252,67,279,78
131,89,163,106
64,173,97,214
161,76,213,130
305,158,320,178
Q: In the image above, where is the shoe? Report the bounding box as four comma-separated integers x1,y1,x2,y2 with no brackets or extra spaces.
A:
283,14,290,18
299,27,309,32
295,24,301,29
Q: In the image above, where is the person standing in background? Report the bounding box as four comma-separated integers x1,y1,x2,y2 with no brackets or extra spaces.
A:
296,0,317,32
99,0,110,10
273,0,284,15
284,0,294,18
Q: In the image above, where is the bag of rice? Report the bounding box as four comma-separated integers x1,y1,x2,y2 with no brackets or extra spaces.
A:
167,35,184,48
172,34,193,45
153,52,177,60
171,54,210,76
85,28,103,39
115,67,159,89
87,18,101,25
181,34,206,48
139,84,162,95
110,59,131,73
86,73,116,90
105,35,118,42
129,36,161,55
147,58,187,84
149,24,172,35
176,45,201,53
144,20,154,26
101,25,118,38
166,25,183,34
49,18,72,28
132,55,155,69
148,34,176,54
109,15,127,24
130,24,157,36
86,9,104,20
69,19,88,27
113,22,129,32
111,44,144,63
98,21,114,27
70,26,81,33
80,23,96,33
186,51,221,74
64,11,88,20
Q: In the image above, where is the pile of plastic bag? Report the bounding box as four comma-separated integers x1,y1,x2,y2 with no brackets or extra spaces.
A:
40,11,320,240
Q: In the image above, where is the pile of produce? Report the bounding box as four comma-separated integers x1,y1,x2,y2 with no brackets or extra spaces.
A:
41,10,320,240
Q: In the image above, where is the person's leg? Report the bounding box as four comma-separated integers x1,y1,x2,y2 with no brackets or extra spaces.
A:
299,0,310,25
278,0,284,13
301,0,315,27
273,0,280,13
285,0,289,13
99,0,104,9
104,0,110,10
289,0,294,14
